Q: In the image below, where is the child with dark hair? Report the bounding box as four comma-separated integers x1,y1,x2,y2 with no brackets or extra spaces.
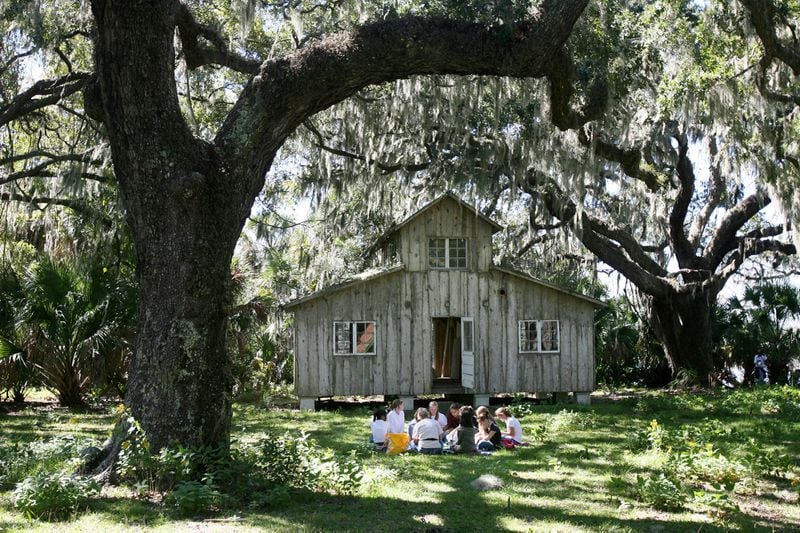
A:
475,411,501,451
448,406,477,454
445,402,461,431
371,408,388,451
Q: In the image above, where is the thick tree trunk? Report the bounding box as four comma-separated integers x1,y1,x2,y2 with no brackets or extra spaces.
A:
91,0,252,451
125,209,236,451
651,291,717,385
86,0,588,456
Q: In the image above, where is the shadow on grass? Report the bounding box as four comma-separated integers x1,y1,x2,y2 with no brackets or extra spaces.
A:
88,495,168,526
2,394,799,532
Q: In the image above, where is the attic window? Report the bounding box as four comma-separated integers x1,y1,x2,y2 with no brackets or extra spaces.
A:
428,238,467,269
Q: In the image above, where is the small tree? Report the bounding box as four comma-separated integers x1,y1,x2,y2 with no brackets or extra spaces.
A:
5,257,136,405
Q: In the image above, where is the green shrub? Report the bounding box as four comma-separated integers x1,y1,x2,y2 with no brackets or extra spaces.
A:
527,423,550,443
0,435,87,489
547,409,597,432
256,432,320,489
164,480,221,516
635,473,686,511
739,438,796,478
248,485,291,508
13,472,99,520
719,386,800,419
664,443,745,487
509,397,538,417
255,433,363,495
115,415,364,503
634,392,712,415
310,450,364,495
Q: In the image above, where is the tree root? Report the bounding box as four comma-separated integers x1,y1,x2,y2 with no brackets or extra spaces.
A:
77,417,131,484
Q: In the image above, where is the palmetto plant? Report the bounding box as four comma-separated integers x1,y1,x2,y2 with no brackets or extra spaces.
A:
0,257,136,405
0,268,35,402
719,283,800,385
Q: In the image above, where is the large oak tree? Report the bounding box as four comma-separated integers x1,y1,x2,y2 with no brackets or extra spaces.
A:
3,0,799,463
1,0,595,454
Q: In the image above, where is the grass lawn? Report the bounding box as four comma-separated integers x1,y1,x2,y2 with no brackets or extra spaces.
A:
1,388,799,532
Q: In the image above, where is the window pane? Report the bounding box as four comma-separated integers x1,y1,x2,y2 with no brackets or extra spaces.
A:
462,319,473,352
540,321,559,351
519,321,538,352
449,238,467,268
428,238,446,268
334,322,353,354
355,322,375,354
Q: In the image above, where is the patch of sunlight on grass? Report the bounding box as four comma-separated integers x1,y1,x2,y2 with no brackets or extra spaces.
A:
418,481,458,494
627,449,664,470
499,515,590,532
507,468,568,482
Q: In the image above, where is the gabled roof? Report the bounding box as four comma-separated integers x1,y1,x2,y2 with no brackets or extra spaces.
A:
491,266,607,308
369,192,503,253
396,191,503,234
283,265,404,310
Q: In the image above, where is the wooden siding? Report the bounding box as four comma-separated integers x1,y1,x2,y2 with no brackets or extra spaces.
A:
292,268,596,397
398,196,494,272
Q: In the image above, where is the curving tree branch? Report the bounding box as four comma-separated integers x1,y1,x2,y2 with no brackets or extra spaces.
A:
688,137,726,249
669,133,699,270
547,48,608,131
0,72,93,127
176,3,260,75
577,128,666,192
302,120,431,174
522,170,672,296
742,0,800,74
215,0,590,189
704,191,771,270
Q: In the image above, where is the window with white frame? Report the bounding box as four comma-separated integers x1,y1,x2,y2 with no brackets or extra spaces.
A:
518,320,560,353
333,321,376,355
428,238,467,269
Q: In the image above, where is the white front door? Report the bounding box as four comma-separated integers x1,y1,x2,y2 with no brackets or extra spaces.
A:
461,317,474,389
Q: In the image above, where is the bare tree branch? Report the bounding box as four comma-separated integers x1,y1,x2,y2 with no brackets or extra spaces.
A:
548,48,608,131
688,136,726,248
668,133,698,269
0,152,109,186
0,72,93,127
302,120,431,174
176,3,261,74
522,170,672,296
577,128,666,192
705,238,797,293
704,191,771,269
0,191,108,220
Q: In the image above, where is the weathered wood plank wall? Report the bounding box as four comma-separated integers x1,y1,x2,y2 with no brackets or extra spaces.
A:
291,195,597,399
293,268,596,398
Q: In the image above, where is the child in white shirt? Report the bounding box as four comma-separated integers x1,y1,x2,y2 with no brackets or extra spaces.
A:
494,407,523,444
370,408,389,450
386,399,405,434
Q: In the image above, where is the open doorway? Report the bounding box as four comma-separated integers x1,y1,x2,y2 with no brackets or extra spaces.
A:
432,317,461,381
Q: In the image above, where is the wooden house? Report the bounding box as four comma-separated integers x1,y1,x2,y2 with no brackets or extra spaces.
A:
285,193,603,410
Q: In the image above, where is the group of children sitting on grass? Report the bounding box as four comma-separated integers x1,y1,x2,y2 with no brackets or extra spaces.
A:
370,399,524,455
